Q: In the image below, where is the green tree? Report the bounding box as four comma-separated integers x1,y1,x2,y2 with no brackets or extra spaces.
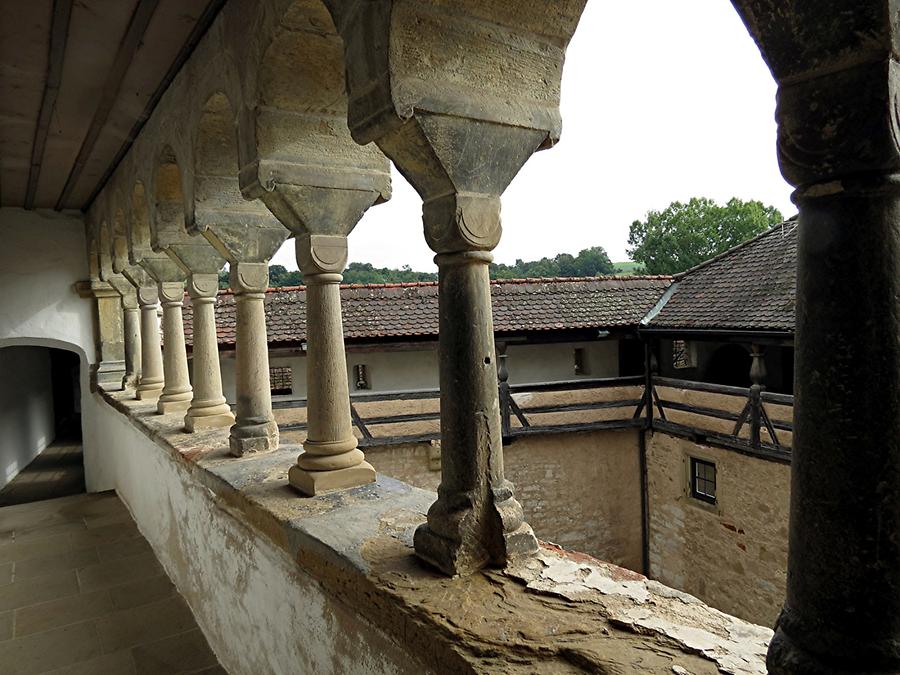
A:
627,197,783,275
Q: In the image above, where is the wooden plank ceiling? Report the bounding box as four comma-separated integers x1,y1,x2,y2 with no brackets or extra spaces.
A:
0,0,225,211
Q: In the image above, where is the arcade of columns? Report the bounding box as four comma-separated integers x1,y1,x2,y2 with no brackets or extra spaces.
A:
78,1,900,672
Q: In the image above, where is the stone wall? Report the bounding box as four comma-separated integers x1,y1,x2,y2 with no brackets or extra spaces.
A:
367,428,644,571
645,431,789,627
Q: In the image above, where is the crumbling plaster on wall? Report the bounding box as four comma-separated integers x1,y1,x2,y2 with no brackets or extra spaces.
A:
90,387,770,673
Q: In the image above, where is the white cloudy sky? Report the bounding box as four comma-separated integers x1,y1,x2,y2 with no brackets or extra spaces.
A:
271,1,795,272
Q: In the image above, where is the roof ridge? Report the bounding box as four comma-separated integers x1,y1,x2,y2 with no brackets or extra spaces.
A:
673,220,798,281
215,275,674,296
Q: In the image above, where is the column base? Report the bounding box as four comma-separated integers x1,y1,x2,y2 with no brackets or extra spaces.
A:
229,420,279,457
185,410,235,432
767,612,900,673
93,361,126,391
413,520,538,577
157,397,192,414
136,385,163,401
288,461,375,496
121,373,140,390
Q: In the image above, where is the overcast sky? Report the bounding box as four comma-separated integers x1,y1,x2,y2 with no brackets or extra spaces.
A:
271,1,795,272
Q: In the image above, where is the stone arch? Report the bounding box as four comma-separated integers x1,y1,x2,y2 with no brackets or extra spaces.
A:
128,181,153,264
703,343,752,388
150,145,188,252
111,209,130,274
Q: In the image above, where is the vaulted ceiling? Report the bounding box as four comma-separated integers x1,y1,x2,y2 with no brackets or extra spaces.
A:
0,0,224,211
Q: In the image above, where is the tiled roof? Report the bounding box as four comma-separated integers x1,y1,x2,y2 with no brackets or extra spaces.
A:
648,222,798,332
183,276,673,347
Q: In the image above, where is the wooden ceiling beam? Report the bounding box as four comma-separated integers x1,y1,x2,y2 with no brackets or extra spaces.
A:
54,0,160,211
24,0,73,210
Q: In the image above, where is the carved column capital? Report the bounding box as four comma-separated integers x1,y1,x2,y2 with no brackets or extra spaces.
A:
187,273,220,302
295,234,348,277
136,286,159,308
229,262,269,296
158,281,186,307
424,194,502,254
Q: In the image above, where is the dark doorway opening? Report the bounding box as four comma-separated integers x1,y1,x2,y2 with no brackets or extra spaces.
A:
0,346,85,507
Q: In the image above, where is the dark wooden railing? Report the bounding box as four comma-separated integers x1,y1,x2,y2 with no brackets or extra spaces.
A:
273,374,793,460
648,375,793,461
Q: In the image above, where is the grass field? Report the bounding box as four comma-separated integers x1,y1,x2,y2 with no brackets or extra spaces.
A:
612,261,646,275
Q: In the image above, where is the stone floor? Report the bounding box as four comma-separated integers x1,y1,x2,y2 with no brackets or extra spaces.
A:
0,442,86,508
0,491,224,674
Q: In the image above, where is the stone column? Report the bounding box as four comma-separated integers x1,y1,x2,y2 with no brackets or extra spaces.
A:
76,280,126,391
289,235,374,495
767,179,900,673
229,262,278,456
184,274,234,432
156,281,193,414
414,206,538,576
106,276,142,389
135,286,165,400
121,291,142,389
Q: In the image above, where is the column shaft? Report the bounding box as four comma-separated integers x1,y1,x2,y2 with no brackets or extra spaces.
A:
136,287,164,400
122,306,141,388
229,263,278,456
414,251,537,575
289,270,373,495
156,282,192,414
184,274,233,432
768,183,900,672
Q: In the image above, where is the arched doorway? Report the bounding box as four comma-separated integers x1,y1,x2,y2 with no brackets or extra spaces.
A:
0,345,85,506
703,344,752,388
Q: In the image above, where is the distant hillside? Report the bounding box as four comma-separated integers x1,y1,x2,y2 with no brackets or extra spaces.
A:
613,261,646,276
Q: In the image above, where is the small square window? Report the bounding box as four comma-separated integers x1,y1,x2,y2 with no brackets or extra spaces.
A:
690,457,717,504
270,366,292,396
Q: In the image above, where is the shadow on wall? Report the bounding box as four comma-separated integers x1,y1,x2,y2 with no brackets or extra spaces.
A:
0,343,83,488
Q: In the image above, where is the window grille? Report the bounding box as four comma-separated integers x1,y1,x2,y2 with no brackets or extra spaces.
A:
690,457,717,504
270,366,292,396
672,339,695,369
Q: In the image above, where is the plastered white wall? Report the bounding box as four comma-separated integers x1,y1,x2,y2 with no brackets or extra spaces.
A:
90,399,428,675
0,208,95,360
0,347,55,487
0,208,102,488
218,339,619,403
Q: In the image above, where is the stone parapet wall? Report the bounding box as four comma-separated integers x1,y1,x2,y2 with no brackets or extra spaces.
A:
89,387,771,673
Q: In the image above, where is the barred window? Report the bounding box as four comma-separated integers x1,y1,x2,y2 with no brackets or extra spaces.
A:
690,457,717,504
270,366,292,396
672,339,695,369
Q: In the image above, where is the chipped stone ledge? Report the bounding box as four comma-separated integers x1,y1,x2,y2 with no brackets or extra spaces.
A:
99,387,770,674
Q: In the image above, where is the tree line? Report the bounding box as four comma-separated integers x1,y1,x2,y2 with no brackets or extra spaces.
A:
216,197,785,288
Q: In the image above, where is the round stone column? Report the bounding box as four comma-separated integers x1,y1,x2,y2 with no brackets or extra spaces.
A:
768,179,900,673
156,281,193,414
118,286,142,389
184,274,234,432
289,235,374,495
135,286,164,401
413,246,537,575
229,262,278,456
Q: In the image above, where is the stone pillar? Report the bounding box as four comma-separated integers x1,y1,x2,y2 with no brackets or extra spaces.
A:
106,276,142,389
767,179,900,673
121,292,142,389
414,212,538,576
156,281,193,414
184,274,234,432
289,235,374,495
135,286,165,400
229,262,278,456
76,280,127,391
